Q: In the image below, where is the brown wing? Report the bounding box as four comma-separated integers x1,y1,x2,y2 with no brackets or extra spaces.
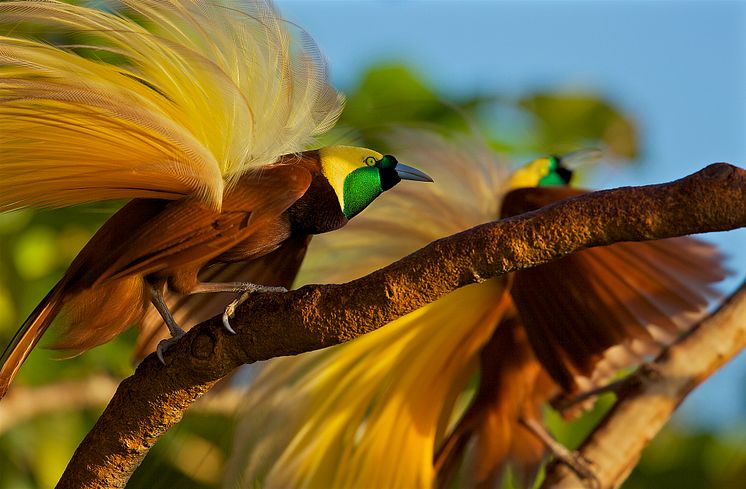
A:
501,186,727,391
93,164,311,285
436,315,556,489
133,234,312,359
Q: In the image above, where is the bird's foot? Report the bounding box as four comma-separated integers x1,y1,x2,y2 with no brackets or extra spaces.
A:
149,282,187,365
548,448,598,488
520,416,599,488
156,329,185,364
222,283,287,334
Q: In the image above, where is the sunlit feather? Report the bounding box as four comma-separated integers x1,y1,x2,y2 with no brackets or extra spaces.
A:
0,0,343,210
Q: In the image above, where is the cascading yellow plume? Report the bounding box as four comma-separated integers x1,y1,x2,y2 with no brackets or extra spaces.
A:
0,0,343,210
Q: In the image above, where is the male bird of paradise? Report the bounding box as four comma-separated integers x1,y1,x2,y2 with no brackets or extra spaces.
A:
0,0,432,399
226,130,725,488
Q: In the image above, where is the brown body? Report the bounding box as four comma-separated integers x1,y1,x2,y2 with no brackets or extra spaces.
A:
0,151,346,398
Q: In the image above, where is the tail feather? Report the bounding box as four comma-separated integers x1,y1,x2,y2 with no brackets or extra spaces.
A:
0,282,65,399
52,276,148,355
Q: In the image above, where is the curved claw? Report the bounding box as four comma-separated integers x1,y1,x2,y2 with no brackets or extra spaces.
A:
222,311,237,335
221,284,288,334
156,334,184,364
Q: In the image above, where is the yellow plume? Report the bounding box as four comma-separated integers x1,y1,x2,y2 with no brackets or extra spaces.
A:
0,0,343,210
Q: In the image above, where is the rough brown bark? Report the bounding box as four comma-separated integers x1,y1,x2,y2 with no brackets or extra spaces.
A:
57,163,746,488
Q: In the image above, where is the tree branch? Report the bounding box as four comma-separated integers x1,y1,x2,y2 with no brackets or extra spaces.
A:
57,163,746,488
541,279,746,489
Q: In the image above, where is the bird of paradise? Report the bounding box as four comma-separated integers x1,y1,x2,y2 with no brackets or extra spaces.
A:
226,129,725,488
0,0,432,398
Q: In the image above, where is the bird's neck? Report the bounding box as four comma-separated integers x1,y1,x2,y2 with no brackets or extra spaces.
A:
281,151,349,235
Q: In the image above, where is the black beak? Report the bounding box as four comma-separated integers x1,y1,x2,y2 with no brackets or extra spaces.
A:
396,163,433,183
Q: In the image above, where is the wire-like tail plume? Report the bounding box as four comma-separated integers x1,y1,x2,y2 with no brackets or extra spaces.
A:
0,282,65,399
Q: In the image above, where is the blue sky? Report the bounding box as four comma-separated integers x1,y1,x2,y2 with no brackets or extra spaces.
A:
276,0,746,429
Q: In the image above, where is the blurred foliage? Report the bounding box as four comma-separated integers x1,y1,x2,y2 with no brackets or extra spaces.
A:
626,426,746,489
519,93,639,158
0,54,743,489
323,63,639,163
129,412,237,489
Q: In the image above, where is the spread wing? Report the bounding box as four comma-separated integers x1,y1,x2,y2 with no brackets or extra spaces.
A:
92,164,311,286
501,186,728,390
0,0,343,211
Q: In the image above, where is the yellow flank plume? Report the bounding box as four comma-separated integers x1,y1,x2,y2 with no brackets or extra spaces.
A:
226,130,511,488
232,284,506,488
0,1,343,210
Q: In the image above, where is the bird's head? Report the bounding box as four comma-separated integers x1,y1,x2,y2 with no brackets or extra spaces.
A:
319,146,433,219
508,155,573,189
508,149,602,189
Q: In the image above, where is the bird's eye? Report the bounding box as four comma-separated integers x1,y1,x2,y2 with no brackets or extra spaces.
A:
364,156,377,167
